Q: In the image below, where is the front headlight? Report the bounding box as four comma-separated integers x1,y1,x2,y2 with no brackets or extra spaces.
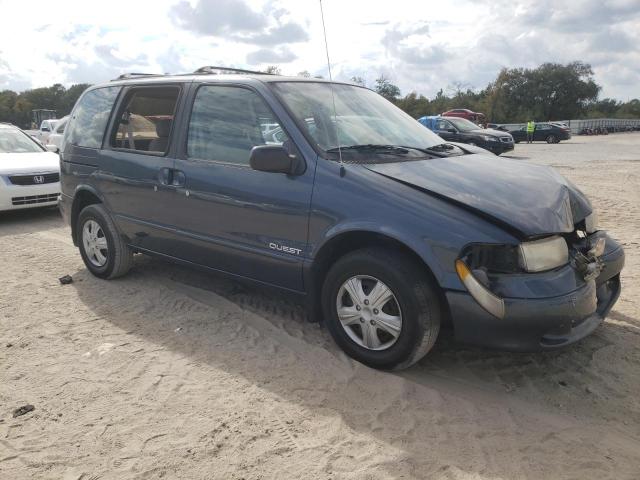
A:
518,236,568,272
481,135,498,141
584,211,598,233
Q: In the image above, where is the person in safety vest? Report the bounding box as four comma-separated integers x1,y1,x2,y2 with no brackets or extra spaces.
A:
526,120,535,143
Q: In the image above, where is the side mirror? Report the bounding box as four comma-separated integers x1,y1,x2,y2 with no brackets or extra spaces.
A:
446,128,457,133
250,145,299,174
45,144,59,153
41,127,50,132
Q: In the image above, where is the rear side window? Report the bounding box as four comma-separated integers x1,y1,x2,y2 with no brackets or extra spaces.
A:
67,87,120,148
187,85,288,166
110,87,180,155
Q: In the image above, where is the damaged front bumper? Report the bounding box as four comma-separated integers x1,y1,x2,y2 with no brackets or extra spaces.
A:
446,232,624,351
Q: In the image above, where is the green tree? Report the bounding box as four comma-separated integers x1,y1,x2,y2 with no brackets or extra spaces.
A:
485,62,600,122
0,83,91,128
264,65,282,75
585,98,621,118
350,76,366,87
0,90,18,123
618,99,640,118
374,75,401,102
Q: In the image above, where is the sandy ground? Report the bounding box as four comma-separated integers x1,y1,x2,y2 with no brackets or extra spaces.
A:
1,133,639,480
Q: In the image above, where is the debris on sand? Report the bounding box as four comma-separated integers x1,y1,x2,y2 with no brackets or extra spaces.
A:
59,275,73,285
13,404,35,418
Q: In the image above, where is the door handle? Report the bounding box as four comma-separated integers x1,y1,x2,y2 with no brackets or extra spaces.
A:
172,170,186,187
158,167,172,185
157,168,186,188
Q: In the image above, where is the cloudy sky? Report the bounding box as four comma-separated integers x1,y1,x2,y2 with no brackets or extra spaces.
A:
0,0,638,100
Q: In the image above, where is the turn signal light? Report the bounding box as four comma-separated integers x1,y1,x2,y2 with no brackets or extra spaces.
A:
455,259,505,319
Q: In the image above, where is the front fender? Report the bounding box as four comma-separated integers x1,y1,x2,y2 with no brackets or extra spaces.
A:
308,161,520,292
316,221,450,286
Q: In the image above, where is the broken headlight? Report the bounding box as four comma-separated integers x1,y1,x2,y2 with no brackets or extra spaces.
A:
460,244,520,273
518,236,569,272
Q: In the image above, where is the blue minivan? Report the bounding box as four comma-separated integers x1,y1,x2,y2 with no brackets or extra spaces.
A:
58,68,624,370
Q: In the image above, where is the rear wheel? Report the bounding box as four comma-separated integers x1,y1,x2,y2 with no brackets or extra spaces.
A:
321,248,441,370
77,204,133,279
546,134,557,144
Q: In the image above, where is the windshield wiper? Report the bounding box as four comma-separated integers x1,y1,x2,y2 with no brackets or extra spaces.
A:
420,143,455,152
399,143,457,156
326,144,410,154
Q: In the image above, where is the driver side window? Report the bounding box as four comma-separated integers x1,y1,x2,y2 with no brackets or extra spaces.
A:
187,85,289,166
436,119,452,130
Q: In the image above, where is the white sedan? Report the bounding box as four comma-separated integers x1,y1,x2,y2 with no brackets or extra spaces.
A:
0,123,60,212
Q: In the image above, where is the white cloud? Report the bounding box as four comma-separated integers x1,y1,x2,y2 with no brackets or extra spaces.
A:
0,0,638,100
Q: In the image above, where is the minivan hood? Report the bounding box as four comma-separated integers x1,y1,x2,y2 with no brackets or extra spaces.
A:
364,154,591,238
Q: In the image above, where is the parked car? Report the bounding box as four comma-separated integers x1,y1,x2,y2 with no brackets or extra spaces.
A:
0,123,61,212
419,116,514,155
30,118,59,144
487,123,510,132
442,109,486,125
45,116,69,152
59,70,624,370
510,122,571,143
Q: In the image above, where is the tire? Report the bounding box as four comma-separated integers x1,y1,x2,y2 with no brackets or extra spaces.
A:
321,248,441,370
77,204,132,279
546,135,557,144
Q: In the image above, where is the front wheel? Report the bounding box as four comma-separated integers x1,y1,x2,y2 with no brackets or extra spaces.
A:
77,204,133,279
321,248,441,370
546,135,557,144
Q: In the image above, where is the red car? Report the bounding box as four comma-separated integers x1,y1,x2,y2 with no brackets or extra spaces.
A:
442,109,486,125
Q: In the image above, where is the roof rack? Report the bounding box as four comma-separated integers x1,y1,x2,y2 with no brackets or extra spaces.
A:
111,73,163,81
193,66,272,75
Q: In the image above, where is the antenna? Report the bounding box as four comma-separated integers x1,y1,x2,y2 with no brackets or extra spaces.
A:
319,0,343,166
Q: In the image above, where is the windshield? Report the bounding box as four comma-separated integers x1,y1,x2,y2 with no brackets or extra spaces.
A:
271,82,443,154
446,117,481,132
0,129,45,153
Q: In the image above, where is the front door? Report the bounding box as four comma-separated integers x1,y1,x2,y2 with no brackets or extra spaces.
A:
171,84,314,291
435,118,457,142
534,123,551,141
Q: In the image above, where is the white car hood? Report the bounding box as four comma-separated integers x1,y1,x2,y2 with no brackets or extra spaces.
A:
0,152,60,175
